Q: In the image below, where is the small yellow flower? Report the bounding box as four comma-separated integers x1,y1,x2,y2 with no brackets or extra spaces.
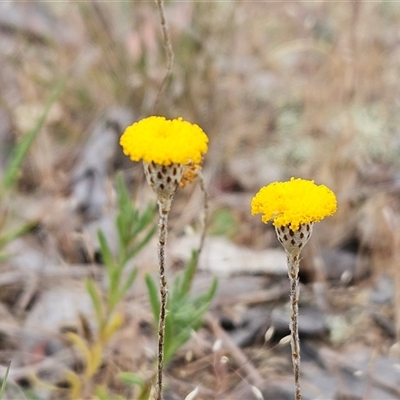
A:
251,178,337,231
120,116,208,166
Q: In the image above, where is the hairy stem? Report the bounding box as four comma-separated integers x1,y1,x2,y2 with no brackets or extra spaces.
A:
156,201,170,400
287,252,302,400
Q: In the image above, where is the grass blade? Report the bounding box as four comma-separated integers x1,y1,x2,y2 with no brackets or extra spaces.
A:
2,79,65,191
0,360,10,400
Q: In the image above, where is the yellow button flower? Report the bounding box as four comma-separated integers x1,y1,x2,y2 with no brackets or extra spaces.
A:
251,178,337,231
120,116,208,166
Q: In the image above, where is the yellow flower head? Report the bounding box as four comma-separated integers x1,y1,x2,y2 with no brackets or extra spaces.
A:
120,116,208,166
251,178,337,231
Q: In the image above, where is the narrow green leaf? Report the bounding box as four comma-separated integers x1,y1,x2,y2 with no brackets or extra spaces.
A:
180,250,199,297
145,274,160,324
0,220,38,249
165,328,192,363
85,279,104,327
115,267,138,303
163,313,175,365
130,203,156,239
116,213,127,245
169,275,182,304
94,386,109,400
116,173,131,213
2,80,65,191
126,225,157,261
163,277,218,364
97,230,114,272
118,372,145,388
203,277,218,304
109,267,137,311
107,268,122,312
0,360,10,400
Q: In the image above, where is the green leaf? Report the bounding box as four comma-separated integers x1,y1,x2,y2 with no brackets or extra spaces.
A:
114,267,138,304
0,360,10,400
116,173,131,215
169,274,182,304
126,225,157,261
129,203,156,239
116,212,128,243
118,372,145,388
163,277,217,365
145,274,160,324
97,230,114,272
85,279,104,327
0,220,38,249
94,386,109,400
164,315,176,365
115,174,135,242
94,386,127,400
108,267,137,312
199,277,218,305
180,250,199,297
2,79,65,192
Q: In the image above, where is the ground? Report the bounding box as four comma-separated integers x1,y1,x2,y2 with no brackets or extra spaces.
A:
0,1,400,399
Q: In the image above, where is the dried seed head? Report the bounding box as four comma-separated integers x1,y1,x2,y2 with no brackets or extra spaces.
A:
275,223,314,256
143,162,183,209
180,162,201,188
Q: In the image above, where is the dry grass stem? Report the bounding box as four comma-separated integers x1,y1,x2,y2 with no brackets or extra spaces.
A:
154,0,174,111
197,171,208,256
205,313,264,389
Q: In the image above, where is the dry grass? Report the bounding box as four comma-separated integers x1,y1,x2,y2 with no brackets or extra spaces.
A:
1,1,400,399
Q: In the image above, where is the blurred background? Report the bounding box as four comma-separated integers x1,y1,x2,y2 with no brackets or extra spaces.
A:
0,1,400,399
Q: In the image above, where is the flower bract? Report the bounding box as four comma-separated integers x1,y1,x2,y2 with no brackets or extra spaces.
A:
120,116,208,166
251,178,337,231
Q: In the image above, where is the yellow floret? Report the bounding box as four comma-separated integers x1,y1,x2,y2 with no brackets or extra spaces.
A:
251,178,337,231
120,116,208,166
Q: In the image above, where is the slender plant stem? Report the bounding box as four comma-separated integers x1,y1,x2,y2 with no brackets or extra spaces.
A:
154,0,174,111
197,171,208,256
287,252,302,400
156,201,170,400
